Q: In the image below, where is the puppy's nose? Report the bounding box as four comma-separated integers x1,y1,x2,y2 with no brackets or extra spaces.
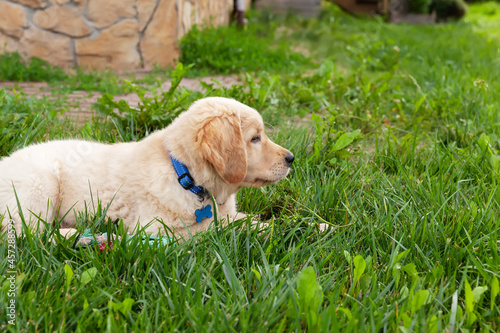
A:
284,153,295,166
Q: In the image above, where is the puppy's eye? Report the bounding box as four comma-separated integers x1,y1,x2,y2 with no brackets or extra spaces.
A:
251,135,261,143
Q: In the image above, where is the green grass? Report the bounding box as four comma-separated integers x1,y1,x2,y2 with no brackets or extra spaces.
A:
179,22,311,76
1,2,500,331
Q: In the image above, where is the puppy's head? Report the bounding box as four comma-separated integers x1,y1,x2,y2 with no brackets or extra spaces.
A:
179,97,293,187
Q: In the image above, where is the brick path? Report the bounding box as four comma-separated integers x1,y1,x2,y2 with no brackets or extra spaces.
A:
0,75,242,123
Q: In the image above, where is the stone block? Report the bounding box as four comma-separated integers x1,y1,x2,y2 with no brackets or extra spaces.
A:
0,1,28,38
87,0,136,28
34,6,91,37
10,0,47,8
140,0,178,68
0,32,19,53
73,0,88,11
19,27,74,67
76,20,140,70
138,0,158,32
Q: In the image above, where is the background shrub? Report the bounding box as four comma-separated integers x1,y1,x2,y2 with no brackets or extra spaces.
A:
432,0,468,19
410,0,432,13
0,52,67,82
179,24,310,75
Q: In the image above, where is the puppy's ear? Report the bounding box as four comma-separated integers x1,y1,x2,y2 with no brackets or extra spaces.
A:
199,114,247,184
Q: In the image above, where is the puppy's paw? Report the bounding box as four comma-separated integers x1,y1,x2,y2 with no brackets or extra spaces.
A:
234,212,249,221
318,223,330,232
50,228,79,243
60,228,79,238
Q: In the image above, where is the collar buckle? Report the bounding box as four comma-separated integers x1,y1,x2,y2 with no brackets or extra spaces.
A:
169,151,206,199
177,172,195,190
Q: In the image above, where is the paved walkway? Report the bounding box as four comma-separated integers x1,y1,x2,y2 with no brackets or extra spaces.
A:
0,75,242,122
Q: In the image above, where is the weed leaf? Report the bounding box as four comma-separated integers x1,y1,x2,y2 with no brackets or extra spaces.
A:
353,255,366,284
297,267,324,327
64,264,73,288
411,289,430,313
472,286,488,304
491,276,499,310
81,267,98,285
332,130,361,151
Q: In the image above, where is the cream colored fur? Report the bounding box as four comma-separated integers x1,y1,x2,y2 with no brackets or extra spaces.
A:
0,97,293,238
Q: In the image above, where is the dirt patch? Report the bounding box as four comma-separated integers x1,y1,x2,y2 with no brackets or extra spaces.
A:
0,75,243,123
114,75,243,110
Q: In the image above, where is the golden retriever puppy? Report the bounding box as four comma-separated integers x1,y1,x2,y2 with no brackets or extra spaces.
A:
0,97,294,237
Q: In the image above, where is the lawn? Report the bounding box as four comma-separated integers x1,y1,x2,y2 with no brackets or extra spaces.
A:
1,2,500,331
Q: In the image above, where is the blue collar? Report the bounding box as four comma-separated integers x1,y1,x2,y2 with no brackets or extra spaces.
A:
169,152,206,199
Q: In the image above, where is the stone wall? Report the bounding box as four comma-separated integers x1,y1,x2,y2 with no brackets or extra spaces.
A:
0,0,233,70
